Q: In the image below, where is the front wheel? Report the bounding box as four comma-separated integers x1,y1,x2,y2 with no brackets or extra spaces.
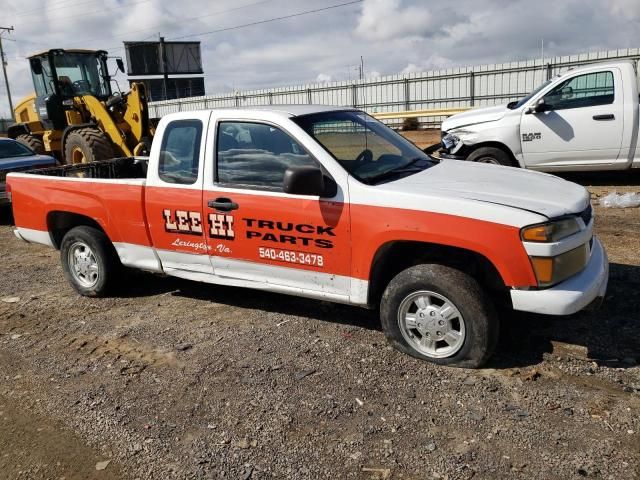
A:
380,264,498,368
467,146,514,167
60,226,121,296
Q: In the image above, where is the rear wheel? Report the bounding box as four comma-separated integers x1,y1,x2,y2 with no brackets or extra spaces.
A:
467,146,514,167
60,226,121,297
64,128,114,165
380,264,499,368
16,134,45,155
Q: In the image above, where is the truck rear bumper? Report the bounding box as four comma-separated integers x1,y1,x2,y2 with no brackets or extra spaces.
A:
510,237,608,316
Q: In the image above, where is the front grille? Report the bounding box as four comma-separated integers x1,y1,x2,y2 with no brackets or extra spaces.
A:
579,204,592,226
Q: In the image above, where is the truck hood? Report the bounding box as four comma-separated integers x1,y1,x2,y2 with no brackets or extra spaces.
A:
390,160,589,219
442,105,509,131
0,155,56,171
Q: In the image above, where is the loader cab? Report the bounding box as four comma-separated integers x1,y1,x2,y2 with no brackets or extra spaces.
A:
28,49,112,130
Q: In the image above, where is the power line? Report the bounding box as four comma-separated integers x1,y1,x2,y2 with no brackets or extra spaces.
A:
9,0,92,17
107,0,364,51
169,0,364,42
64,0,276,49
10,0,106,18
13,0,152,27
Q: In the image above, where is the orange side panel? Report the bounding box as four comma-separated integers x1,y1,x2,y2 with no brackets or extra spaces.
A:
8,175,537,288
349,204,537,287
9,176,151,246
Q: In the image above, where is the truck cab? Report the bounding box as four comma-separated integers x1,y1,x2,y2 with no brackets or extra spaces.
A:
441,61,640,171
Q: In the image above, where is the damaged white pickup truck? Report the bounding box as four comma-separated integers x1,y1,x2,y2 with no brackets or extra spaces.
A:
440,61,640,172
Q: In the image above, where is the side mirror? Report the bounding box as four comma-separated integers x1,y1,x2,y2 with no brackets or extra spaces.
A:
30,58,43,76
283,166,325,196
560,86,573,99
526,98,552,114
116,58,125,73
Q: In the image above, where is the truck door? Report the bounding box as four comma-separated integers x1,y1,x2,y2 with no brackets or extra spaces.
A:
202,119,352,299
144,111,213,276
520,68,624,168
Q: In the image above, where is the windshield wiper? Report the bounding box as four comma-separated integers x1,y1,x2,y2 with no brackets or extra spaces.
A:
363,157,428,184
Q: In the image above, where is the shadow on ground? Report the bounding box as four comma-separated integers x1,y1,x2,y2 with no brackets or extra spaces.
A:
118,261,639,369
558,169,640,187
491,262,639,369
0,206,13,226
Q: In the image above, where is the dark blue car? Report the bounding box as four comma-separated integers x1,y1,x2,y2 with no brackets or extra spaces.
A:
0,137,57,205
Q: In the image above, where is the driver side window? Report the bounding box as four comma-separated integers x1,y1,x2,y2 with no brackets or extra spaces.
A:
544,71,614,110
216,121,317,191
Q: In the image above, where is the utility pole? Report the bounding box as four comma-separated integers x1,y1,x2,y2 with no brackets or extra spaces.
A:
0,26,14,119
159,35,169,101
360,56,364,80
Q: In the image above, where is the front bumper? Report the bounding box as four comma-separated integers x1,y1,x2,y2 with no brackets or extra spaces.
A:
510,237,609,316
439,152,466,160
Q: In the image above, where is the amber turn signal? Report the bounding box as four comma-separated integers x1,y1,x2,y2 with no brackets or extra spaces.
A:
522,225,551,242
530,257,554,285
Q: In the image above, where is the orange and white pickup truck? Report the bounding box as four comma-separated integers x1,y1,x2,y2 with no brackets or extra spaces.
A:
7,106,609,367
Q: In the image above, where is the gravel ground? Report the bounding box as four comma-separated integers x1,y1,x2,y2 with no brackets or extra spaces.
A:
0,172,639,480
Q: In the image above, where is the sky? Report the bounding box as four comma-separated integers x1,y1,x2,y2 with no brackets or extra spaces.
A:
1,0,640,117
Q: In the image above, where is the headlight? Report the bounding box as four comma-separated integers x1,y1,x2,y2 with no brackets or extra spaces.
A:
442,130,477,154
441,133,459,150
529,244,589,287
522,217,587,287
521,217,581,243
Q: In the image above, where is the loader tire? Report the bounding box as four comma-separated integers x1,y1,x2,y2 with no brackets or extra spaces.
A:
16,134,45,155
64,128,114,165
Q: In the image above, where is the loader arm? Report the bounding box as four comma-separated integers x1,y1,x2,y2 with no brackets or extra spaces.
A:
81,96,133,158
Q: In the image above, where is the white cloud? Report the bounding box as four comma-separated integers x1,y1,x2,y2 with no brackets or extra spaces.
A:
355,0,433,41
316,73,332,83
609,0,640,19
401,54,452,74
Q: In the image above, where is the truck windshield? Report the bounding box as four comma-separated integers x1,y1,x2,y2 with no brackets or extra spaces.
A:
509,79,553,109
53,52,111,98
293,111,435,184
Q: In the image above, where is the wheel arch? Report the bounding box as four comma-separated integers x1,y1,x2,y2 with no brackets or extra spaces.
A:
7,123,30,139
47,211,110,249
464,141,522,167
367,240,511,308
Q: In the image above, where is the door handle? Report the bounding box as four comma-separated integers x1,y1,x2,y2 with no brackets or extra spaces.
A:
208,197,239,211
593,114,614,120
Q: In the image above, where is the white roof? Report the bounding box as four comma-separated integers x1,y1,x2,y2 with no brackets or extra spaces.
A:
195,104,358,118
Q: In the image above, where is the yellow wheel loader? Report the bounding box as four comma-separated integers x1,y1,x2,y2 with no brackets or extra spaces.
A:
9,49,155,164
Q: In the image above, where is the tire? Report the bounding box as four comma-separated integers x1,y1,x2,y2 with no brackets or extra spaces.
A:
467,146,514,167
64,128,114,165
380,264,498,368
16,134,45,155
60,226,121,297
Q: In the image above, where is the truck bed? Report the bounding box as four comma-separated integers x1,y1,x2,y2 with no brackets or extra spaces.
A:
26,157,148,179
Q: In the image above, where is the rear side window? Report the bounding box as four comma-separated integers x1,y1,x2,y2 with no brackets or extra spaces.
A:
158,120,202,185
544,71,614,110
215,121,317,191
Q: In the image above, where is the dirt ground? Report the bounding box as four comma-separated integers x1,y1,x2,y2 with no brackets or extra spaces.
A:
0,170,639,479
